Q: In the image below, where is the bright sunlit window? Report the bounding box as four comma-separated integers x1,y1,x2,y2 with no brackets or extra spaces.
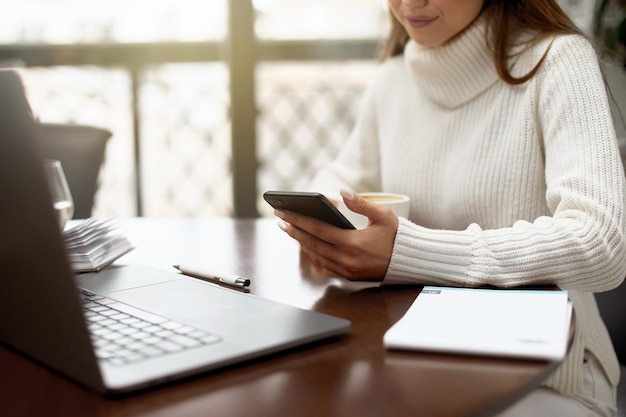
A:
253,0,389,40
1,0,387,218
0,0,227,43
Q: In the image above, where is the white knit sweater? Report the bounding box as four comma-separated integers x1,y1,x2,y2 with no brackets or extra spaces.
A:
309,19,626,395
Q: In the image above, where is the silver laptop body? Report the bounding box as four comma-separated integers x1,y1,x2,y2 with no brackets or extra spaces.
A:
0,69,350,394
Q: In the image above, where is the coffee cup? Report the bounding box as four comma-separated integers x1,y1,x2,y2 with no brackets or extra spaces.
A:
338,192,410,229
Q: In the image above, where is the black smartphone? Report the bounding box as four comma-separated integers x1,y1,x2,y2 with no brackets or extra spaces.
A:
263,191,355,230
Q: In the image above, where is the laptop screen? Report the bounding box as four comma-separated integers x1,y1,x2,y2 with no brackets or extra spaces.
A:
0,69,104,390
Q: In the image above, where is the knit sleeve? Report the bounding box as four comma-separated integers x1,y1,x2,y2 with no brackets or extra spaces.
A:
385,36,626,291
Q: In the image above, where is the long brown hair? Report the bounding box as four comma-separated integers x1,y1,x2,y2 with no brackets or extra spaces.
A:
381,0,583,85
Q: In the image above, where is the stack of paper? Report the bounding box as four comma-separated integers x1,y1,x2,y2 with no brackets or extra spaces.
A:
63,218,134,273
384,286,572,361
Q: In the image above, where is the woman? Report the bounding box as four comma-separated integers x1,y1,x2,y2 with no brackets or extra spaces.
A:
274,0,626,415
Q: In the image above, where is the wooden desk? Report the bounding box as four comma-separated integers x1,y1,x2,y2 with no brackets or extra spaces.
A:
0,218,563,417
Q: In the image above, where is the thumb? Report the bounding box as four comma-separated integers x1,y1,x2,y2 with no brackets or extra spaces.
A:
340,189,388,225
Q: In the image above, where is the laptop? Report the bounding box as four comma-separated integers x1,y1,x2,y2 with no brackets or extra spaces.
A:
0,69,350,394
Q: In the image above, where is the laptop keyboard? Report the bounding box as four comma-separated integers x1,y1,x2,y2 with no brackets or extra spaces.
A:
80,289,221,366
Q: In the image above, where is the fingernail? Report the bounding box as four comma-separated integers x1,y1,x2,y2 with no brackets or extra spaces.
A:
277,220,288,231
340,189,356,201
274,209,286,219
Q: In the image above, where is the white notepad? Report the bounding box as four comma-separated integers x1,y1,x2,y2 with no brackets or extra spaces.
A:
384,286,572,361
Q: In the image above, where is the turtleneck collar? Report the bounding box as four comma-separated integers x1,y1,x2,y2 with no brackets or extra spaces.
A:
403,16,499,109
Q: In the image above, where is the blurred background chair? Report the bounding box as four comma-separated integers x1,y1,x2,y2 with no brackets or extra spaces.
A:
35,123,111,219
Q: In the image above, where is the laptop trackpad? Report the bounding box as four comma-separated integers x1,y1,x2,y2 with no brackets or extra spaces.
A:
106,278,276,332
76,265,180,293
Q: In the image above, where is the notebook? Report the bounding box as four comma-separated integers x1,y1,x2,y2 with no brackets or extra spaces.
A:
0,69,350,394
384,286,572,361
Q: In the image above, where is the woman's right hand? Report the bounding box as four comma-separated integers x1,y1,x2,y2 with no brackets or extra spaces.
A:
275,189,399,282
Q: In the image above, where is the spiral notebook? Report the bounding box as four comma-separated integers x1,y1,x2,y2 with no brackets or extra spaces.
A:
63,218,134,272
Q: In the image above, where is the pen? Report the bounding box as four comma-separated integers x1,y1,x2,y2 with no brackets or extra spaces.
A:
173,265,251,288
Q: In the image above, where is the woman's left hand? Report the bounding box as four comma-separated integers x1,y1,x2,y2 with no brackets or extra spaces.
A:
275,189,399,281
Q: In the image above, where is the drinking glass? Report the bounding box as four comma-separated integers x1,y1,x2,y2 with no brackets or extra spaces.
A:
44,159,74,230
